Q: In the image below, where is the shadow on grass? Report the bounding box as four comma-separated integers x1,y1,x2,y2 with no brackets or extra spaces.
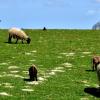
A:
84,87,100,98
24,78,38,82
85,69,94,72
4,42,13,44
23,78,32,82
4,42,28,44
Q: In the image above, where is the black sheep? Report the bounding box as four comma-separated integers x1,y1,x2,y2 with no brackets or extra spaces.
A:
29,65,38,81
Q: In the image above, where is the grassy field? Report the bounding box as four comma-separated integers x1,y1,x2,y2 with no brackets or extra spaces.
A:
0,29,100,100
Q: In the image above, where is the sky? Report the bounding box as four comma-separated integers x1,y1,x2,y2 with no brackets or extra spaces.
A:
0,0,100,29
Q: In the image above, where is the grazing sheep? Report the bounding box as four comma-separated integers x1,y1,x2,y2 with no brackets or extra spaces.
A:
8,27,31,44
43,27,47,31
92,56,100,71
29,64,38,81
96,63,100,87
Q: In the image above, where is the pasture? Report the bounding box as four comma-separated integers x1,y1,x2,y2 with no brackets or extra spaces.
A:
0,29,100,99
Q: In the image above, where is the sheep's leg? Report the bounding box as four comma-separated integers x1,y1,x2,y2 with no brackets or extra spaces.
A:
95,64,98,71
93,64,95,71
8,35,12,43
92,59,95,71
92,64,98,71
22,39,24,44
15,38,18,44
31,76,35,81
30,75,34,81
35,75,38,81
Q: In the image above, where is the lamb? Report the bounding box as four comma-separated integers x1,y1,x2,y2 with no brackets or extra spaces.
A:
29,64,38,81
92,56,100,71
8,27,31,44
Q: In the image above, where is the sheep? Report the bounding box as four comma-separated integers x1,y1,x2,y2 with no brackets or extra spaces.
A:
43,27,47,31
96,63,100,87
29,64,38,81
8,27,31,44
92,56,100,71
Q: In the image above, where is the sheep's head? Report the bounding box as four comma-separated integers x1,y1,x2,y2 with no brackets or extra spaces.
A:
27,37,31,44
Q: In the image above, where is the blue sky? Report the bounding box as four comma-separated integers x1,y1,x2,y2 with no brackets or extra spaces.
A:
0,0,100,29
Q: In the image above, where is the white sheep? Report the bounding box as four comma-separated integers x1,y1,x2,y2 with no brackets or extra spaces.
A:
96,63,100,87
8,27,31,44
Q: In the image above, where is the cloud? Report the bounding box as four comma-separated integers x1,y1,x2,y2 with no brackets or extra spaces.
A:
87,10,96,15
96,0,100,2
86,8,100,17
44,0,69,8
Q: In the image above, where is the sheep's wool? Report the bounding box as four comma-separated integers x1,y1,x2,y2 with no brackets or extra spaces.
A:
97,64,100,71
8,27,28,40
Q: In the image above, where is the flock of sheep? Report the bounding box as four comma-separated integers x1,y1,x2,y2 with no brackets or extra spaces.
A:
8,27,37,81
7,27,100,87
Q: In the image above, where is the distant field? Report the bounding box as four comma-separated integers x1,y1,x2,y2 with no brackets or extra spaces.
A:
0,29,100,99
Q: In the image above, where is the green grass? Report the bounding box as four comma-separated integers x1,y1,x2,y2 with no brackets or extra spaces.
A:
0,29,99,99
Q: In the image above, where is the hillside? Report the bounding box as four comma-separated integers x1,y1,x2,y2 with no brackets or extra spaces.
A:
0,29,99,99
